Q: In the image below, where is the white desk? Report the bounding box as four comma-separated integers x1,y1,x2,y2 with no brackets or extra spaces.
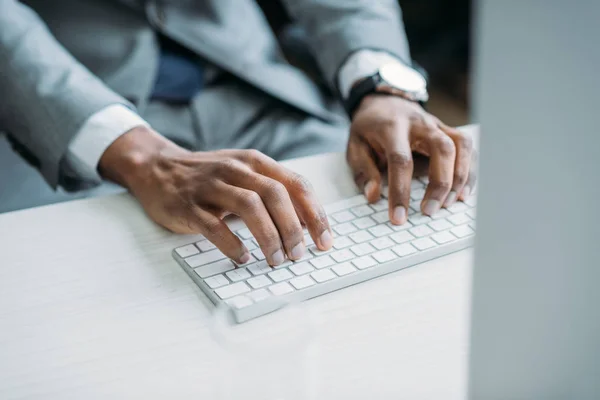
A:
0,126,477,399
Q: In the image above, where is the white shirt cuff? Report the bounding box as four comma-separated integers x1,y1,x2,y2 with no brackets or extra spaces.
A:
65,104,149,183
338,50,418,100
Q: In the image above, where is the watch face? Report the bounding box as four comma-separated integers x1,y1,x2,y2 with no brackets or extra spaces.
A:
379,63,427,94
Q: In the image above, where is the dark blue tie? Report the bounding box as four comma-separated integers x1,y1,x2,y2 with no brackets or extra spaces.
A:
151,37,204,102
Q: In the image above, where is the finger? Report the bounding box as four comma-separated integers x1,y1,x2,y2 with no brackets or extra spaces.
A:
244,151,333,251
385,122,413,225
419,128,456,215
437,122,474,207
460,148,478,200
223,185,287,266
346,137,382,202
189,206,250,264
226,169,306,261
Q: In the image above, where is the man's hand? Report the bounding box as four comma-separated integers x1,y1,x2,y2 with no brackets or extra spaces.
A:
99,127,333,266
347,95,476,225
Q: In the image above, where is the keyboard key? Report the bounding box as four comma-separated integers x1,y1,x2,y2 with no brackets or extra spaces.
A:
251,248,265,261
409,225,434,238
464,195,477,207
331,210,355,223
450,225,474,238
351,204,374,217
428,219,453,232
333,236,354,249
269,282,295,296
353,216,377,229
430,208,451,220
368,224,393,237
411,180,425,190
408,214,432,226
324,195,367,214
469,221,476,230
381,186,389,198
332,262,357,276
196,239,216,252
215,281,251,299
390,231,415,244
448,213,471,226
243,240,257,251
310,255,335,269
410,188,426,200
370,236,395,250
412,237,436,250
226,268,251,282
371,199,388,212
175,244,200,258
268,268,293,282
236,228,253,240
248,261,272,275
387,221,413,232
308,245,334,256
410,200,421,212
311,269,336,283
352,256,377,270
372,249,396,263
331,249,355,262
185,249,227,268
247,275,272,289
418,176,429,185
303,233,315,246
372,210,390,224
334,222,357,236
226,295,253,309
349,230,374,243
194,259,235,278
290,262,315,276
248,289,271,303
466,209,476,219
350,243,375,256
447,202,469,213
204,274,229,289
431,231,456,244
392,243,418,257
290,275,316,290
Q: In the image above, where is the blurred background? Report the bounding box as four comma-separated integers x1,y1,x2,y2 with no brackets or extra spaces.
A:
0,0,471,213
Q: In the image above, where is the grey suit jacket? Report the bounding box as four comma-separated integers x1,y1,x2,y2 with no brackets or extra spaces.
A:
0,0,410,188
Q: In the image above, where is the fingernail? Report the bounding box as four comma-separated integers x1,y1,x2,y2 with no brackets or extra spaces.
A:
462,186,471,198
364,180,377,198
444,191,458,207
392,206,407,224
290,242,305,260
422,199,441,216
270,249,285,266
238,252,251,265
319,230,333,249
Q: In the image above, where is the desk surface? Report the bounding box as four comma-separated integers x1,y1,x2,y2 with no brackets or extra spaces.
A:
0,126,477,399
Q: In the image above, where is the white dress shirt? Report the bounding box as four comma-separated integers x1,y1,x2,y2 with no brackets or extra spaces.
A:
65,50,422,183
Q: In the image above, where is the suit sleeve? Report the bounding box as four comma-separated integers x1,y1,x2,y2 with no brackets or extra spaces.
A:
0,0,132,189
279,0,412,94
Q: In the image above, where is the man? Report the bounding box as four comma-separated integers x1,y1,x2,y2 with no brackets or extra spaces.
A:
0,0,476,267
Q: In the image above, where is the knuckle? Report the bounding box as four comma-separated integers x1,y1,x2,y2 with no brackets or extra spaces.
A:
433,134,456,157
238,191,262,212
281,224,303,243
215,158,241,172
458,134,474,152
431,180,452,192
263,180,288,202
453,171,468,187
289,173,313,197
387,151,412,168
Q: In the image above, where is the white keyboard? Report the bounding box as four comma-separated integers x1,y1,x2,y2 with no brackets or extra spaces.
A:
172,178,476,322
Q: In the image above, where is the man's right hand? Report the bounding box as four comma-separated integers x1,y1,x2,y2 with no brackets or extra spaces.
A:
98,126,333,266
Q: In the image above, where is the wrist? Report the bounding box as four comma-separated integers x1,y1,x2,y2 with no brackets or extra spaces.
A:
98,125,183,189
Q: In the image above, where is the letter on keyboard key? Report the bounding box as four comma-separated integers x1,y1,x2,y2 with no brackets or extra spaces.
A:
351,204,374,217
412,237,436,251
448,213,471,226
226,295,253,309
215,281,251,299
349,230,374,243
290,275,316,290
333,236,354,249
368,224,393,237
334,222,357,236
310,255,335,269
450,225,474,238
352,256,377,270
372,249,396,263
409,225,434,238
428,219,453,232
331,249,355,263
247,275,272,289
175,244,200,258
431,231,456,244
204,274,229,289
226,268,251,282
353,216,376,229
350,243,375,256
248,261,272,275
331,210,355,223
236,228,253,240
392,243,418,257
390,230,415,244
289,262,315,276
194,259,235,278
248,289,271,303
311,269,336,283
370,237,394,250
185,249,227,268
332,262,357,276
269,282,295,296
268,268,293,282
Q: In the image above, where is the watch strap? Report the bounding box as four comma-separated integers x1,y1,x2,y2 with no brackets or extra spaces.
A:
344,74,380,117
